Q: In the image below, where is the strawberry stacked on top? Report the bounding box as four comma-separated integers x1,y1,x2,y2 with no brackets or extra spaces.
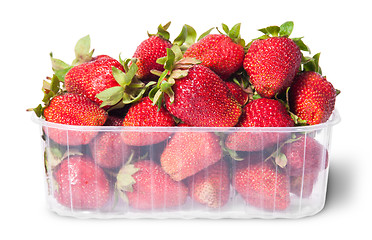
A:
30,21,339,212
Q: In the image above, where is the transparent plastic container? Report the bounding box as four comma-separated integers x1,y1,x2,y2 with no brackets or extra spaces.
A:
33,110,340,219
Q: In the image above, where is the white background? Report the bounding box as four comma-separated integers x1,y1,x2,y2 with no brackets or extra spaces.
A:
1,0,370,239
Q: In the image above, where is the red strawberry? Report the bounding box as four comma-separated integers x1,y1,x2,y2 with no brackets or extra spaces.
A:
244,22,303,98
161,131,222,181
232,157,290,211
89,131,132,169
290,172,319,198
224,81,249,106
186,159,230,208
184,24,245,80
225,98,294,152
116,160,188,209
164,64,242,127
53,155,110,209
121,97,175,146
65,55,125,106
132,23,173,80
289,71,337,125
103,115,124,126
281,135,329,176
43,93,107,145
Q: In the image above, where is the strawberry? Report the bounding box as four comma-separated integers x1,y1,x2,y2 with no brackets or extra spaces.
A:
65,55,125,106
290,172,319,198
132,23,173,81
165,64,241,127
186,159,230,208
244,22,304,98
103,115,124,126
289,71,337,125
53,155,110,209
121,97,175,146
43,93,107,145
116,160,188,209
224,81,250,106
183,23,245,80
225,98,294,152
89,129,132,169
161,131,222,181
232,156,290,211
280,135,329,176
150,45,242,127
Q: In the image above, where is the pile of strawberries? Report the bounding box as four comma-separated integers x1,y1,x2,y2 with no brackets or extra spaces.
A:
30,21,339,212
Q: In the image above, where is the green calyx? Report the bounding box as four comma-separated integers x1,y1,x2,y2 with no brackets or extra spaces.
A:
115,151,139,203
258,21,294,38
301,52,322,75
148,21,172,40
96,58,156,109
265,134,302,168
248,21,310,54
149,45,201,109
218,23,246,47
72,35,94,65
27,74,64,118
116,164,139,203
173,24,197,51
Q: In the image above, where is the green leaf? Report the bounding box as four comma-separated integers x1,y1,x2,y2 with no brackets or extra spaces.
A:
279,21,294,37
256,34,270,40
292,37,311,52
50,74,61,93
116,164,139,193
156,56,167,65
129,81,156,104
162,21,171,31
156,70,169,88
275,152,288,168
96,86,124,108
197,27,214,41
150,69,163,77
302,52,321,74
171,45,183,62
75,35,90,56
32,104,43,117
148,86,160,102
112,67,127,86
50,52,70,71
229,23,241,40
152,88,164,109
227,149,245,161
54,67,71,82
72,35,93,65
173,24,188,46
160,80,172,92
184,24,197,47
157,22,171,40
164,48,175,71
123,60,138,85
119,54,126,71
290,111,308,126
258,26,280,37
312,52,321,73
221,23,229,35
169,69,188,79
45,146,64,169
42,91,55,104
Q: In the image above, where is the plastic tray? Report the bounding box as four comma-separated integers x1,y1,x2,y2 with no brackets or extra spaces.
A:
33,110,340,219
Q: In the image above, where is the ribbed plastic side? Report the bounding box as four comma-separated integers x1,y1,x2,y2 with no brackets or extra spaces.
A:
37,111,340,219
